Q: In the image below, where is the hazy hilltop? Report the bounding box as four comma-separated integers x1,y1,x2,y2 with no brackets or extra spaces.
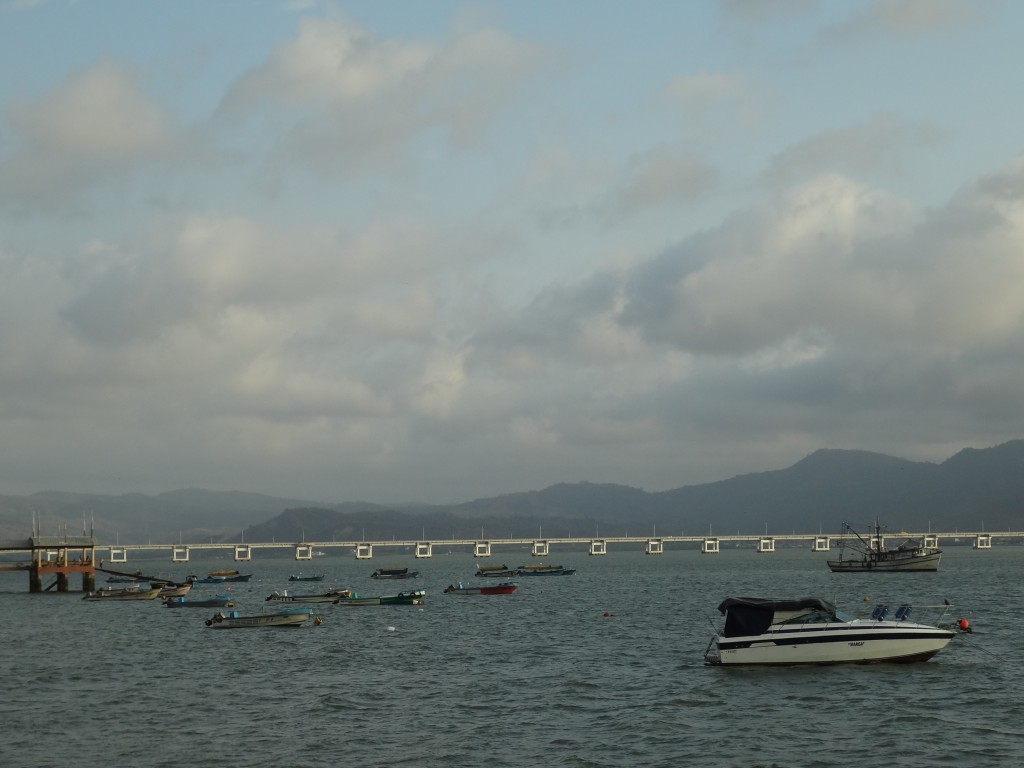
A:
2,441,1023,544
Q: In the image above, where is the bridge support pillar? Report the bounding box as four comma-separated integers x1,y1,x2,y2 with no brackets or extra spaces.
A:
295,545,313,560
701,538,719,554
234,544,252,562
974,534,992,549
473,541,491,558
172,546,189,562
531,540,549,557
923,535,938,549
812,536,830,552
415,542,432,558
109,547,128,563
355,543,373,560
645,538,663,555
589,539,606,556
757,537,775,553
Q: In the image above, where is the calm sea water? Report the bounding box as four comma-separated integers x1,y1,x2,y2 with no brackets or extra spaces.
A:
1,545,1022,767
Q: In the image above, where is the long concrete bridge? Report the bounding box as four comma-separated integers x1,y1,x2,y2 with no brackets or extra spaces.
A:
3,530,1017,590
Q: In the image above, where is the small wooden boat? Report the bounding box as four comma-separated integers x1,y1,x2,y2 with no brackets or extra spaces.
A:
208,569,241,577
205,608,313,628
515,564,576,576
444,582,518,596
156,582,193,598
475,564,519,578
83,586,162,601
334,590,426,606
187,572,253,584
370,567,420,580
164,595,235,608
186,574,225,584
288,574,325,582
266,588,351,603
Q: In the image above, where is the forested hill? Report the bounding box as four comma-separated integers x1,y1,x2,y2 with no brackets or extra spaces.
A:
3,441,1022,543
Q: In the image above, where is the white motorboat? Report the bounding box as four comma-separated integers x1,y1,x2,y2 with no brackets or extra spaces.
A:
704,597,959,665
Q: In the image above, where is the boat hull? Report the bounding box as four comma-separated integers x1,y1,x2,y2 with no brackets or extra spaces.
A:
515,565,576,576
711,624,954,665
84,587,162,601
334,590,425,606
164,597,234,608
444,583,518,595
827,551,941,572
206,610,311,628
266,590,350,603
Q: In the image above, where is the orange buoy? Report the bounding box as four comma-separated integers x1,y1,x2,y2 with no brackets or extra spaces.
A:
957,618,970,631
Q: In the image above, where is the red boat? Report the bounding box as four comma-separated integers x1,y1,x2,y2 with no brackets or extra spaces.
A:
444,581,518,596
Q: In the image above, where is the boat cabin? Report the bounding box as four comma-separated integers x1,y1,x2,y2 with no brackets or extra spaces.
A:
717,597,841,637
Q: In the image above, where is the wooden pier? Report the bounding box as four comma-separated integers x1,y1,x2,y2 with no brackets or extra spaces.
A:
0,533,97,592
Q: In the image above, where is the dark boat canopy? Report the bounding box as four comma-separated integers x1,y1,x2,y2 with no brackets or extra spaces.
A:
717,597,835,614
716,597,837,638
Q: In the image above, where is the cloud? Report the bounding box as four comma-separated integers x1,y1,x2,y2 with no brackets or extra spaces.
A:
823,0,980,41
462,157,1024,472
721,0,820,26
0,58,173,213
218,15,555,175
762,113,942,186
663,72,750,117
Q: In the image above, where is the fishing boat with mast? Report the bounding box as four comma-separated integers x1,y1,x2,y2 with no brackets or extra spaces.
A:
827,521,941,572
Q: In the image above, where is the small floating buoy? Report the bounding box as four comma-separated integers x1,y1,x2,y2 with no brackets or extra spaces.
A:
863,595,870,602
958,618,971,632
387,625,396,632
602,611,611,618
314,616,323,626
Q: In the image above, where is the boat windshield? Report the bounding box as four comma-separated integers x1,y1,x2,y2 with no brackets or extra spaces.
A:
835,609,853,622
778,609,840,626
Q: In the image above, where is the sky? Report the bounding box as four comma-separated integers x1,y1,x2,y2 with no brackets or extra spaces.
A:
1,0,1023,505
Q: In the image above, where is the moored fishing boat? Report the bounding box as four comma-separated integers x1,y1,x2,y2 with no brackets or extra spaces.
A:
444,581,518,596
205,608,313,628
266,588,351,603
164,594,235,608
827,521,941,572
83,586,162,601
370,567,420,579
288,574,325,582
704,596,961,665
334,590,426,606
156,582,193,598
187,571,254,584
515,564,576,576
475,564,519,578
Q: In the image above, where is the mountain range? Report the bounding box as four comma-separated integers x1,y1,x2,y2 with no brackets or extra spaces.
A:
2,440,1023,544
